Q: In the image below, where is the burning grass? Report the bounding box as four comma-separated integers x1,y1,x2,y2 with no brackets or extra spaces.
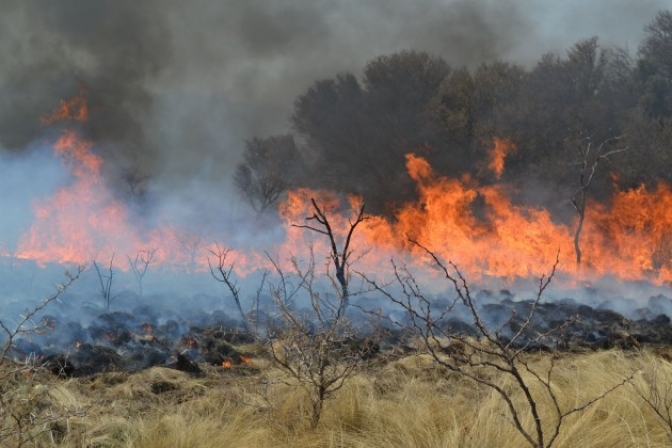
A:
3,348,672,447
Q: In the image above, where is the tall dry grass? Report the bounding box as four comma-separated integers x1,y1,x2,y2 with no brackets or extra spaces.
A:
4,349,672,447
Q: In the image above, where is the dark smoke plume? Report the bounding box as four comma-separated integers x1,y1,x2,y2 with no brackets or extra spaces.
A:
0,0,668,195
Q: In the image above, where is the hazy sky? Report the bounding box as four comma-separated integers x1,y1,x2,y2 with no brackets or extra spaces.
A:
0,0,669,191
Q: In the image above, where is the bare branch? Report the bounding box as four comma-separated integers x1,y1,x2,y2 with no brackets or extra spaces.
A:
208,244,249,332
361,241,632,448
291,198,367,318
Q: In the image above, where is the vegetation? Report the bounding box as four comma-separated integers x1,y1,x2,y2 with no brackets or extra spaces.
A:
3,349,672,447
363,244,634,447
1,269,83,447
236,10,672,223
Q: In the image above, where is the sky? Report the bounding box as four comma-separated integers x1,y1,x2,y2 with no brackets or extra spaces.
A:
0,0,669,196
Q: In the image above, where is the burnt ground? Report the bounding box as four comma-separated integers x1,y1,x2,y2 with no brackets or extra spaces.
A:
5,290,672,378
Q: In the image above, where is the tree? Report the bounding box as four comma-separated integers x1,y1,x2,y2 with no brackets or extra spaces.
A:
234,134,303,213
127,248,156,297
632,11,672,140
432,61,525,179
291,51,450,215
93,254,116,311
569,134,626,267
266,247,377,428
502,38,633,216
208,245,250,332
292,198,367,317
639,11,672,82
291,73,369,199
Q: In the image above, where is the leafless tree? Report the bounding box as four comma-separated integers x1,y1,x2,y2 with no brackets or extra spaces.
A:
0,268,84,446
250,269,270,336
127,249,157,297
569,133,626,267
93,253,116,311
174,230,205,274
266,248,377,428
362,241,633,448
208,244,249,332
292,198,367,317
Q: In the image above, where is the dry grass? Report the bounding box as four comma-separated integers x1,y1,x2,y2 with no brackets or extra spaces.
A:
4,349,672,447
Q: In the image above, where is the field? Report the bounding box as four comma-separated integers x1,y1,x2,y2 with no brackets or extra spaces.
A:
3,347,672,447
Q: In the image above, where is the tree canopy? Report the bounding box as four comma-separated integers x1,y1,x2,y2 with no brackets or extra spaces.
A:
235,11,672,224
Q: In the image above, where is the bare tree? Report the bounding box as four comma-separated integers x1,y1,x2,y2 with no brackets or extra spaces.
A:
292,198,367,317
93,253,116,311
0,269,84,446
174,230,204,274
208,244,249,332
250,269,270,336
266,248,377,428
127,249,157,297
363,241,633,448
569,133,626,267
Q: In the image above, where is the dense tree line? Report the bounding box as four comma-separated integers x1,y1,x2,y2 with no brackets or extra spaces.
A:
235,11,672,222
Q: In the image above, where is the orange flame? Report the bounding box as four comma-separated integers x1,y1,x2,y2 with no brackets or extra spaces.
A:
9,90,672,288
275,150,672,286
15,130,138,266
41,89,88,125
487,138,516,178
222,360,232,368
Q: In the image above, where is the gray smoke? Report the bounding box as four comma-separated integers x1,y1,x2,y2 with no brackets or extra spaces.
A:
0,0,668,197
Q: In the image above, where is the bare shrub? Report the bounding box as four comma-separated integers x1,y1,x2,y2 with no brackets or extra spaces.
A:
0,269,85,446
265,197,374,429
363,242,633,448
266,248,378,428
632,353,672,443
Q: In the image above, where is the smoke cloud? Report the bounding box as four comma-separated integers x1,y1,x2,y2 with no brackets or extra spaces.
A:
0,0,668,196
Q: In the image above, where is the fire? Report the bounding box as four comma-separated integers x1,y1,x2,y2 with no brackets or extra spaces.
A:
279,155,571,283
40,88,88,125
15,129,139,266
584,183,672,281
11,92,235,272
487,137,516,178
222,359,232,368
183,337,198,349
8,90,672,288
276,152,672,286
240,355,252,364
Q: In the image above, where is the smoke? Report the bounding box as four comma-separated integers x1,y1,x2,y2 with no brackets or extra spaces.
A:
0,146,66,254
0,0,669,198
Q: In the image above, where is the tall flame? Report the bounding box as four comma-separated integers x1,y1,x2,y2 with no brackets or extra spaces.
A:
15,130,137,265
40,89,88,125
487,137,516,178
7,91,672,287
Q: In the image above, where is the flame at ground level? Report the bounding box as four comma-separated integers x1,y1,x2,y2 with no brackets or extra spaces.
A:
4,126,672,287
280,153,672,286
